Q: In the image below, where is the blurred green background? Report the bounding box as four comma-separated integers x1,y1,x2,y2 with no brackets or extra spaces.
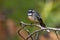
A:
1,0,60,40
3,0,60,27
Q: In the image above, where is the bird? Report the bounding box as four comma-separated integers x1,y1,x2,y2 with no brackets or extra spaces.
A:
27,9,46,28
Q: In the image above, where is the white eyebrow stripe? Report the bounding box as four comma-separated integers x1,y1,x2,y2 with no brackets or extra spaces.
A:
28,10,32,11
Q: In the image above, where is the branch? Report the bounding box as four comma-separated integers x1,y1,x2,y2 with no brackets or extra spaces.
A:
18,21,60,40
20,21,60,31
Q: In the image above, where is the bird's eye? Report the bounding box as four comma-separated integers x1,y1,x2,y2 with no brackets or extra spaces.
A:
28,9,35,13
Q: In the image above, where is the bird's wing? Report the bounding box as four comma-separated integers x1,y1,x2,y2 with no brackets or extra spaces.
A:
34,12,41,19
34,12,46,27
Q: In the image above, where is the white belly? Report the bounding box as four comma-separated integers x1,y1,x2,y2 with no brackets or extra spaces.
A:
28,16,38,22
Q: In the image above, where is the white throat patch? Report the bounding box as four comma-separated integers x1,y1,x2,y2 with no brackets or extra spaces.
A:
28,13,32,16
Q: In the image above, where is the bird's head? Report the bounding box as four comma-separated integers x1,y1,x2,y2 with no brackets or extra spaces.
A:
28,9,35,16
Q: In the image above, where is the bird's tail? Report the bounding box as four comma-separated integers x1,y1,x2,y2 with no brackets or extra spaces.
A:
38,18,46,27
38,18,51,32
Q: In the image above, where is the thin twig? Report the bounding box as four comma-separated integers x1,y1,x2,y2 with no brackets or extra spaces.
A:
20,21,60,31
